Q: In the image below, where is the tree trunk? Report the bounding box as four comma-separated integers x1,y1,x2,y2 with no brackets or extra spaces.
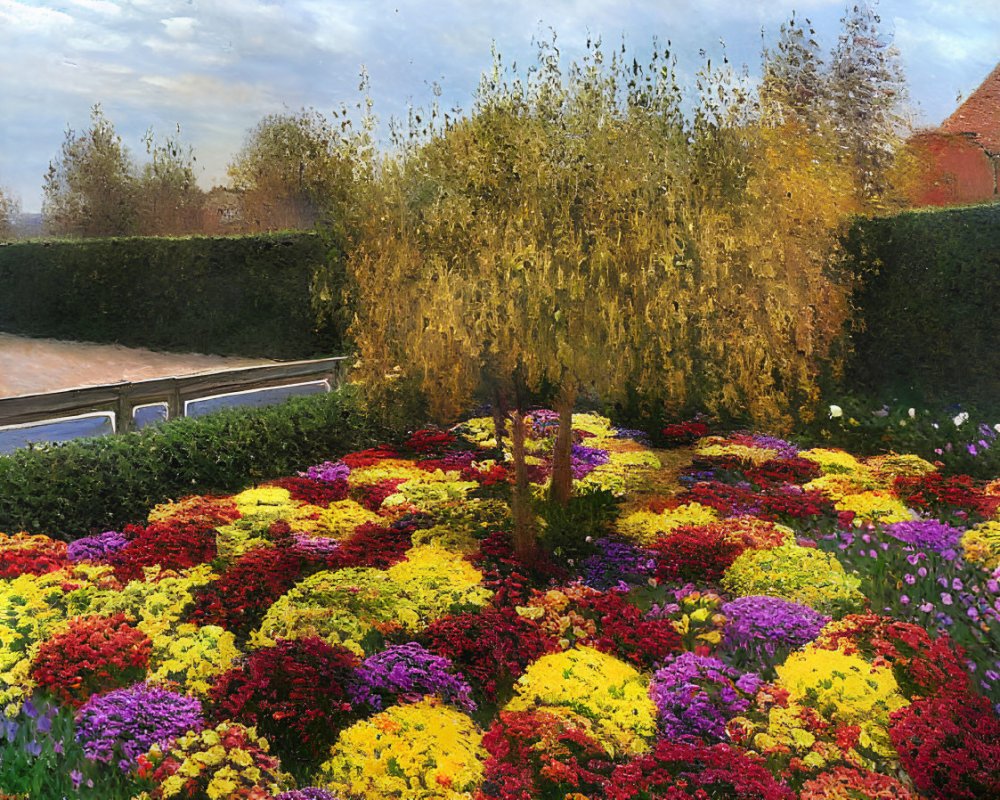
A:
549,383,577,506
491,386,508,455
510,409,536,560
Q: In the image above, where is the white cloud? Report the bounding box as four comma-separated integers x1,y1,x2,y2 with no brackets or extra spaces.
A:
139,73,275,109
0,0,73,29
161,16,198,40
65,0,122,16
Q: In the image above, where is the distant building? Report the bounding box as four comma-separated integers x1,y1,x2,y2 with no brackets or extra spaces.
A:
201,187,245,234
908,63,1000,207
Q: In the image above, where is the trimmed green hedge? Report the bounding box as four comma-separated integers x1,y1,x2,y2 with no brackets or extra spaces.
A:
0,231,348,358
841,203,1000,405
0,386,416,541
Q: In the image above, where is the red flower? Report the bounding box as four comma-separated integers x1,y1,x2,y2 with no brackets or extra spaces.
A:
0,534,69,579
267,476,349,505
405,429,457,454
208,637,358,767
426,608,555,704
30,613,151,707
890,689,1000,800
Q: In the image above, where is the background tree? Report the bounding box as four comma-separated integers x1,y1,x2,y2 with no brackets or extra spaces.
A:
827,1,911,207
227,109,355,232
136,125,204,236
759,13,826,130
43,104,138,237
0,185,19,242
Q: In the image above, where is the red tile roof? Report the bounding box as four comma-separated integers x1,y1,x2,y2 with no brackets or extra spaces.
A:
940,62,1000,153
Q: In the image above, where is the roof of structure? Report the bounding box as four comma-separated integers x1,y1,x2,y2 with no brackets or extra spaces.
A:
940,62,1000,152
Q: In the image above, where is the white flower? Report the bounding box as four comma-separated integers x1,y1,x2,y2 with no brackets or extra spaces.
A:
995,423,1000,434
954,412,969,427
829,404,843,419
908,408,916,418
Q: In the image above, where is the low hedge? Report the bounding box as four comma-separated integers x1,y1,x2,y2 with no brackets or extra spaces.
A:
0,385,415,541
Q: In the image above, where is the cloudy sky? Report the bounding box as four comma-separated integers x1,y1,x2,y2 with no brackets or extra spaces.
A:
2,0,998,212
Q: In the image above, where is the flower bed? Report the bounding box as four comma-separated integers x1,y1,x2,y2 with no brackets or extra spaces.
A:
1,413,999,799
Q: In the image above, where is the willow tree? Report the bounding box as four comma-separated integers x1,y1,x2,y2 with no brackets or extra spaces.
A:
349,40,692,553
348,36,865,556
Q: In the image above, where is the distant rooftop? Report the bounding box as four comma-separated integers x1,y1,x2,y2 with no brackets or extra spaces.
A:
939,62,1000,153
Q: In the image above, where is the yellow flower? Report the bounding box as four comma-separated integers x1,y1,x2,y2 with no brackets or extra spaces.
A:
319,698,484,799
506,647,656,755
160,775,187,798
618,503,719,546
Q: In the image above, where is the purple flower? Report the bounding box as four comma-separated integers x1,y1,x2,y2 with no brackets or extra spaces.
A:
720,596,829,665
66,531,129,562
350,643,475,712
275,791,342,800
649,653,761,741
569,444,611,479
75,683,203,771
299,460,351,483
884,520,965,555
290,534,341,557
614,428,652,446
578,539,655,590
748,434,799,458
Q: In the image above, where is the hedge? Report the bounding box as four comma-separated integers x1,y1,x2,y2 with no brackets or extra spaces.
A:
0,231,348,358
840,203,1000,405
0,385,420,541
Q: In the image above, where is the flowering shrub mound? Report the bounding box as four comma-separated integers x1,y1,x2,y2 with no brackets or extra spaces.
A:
425,608,555,703
30,613,152,707
252,567,421,655
650,526,747,582
477,708,614,799
0,532,69,579
185,547,305,640
111,519,218,583
5,409,1000,798
649,652,762,741
604,740,795,800
350,642,476,712
889,689,1000,800
720,595,830,670
75,682,203,771
66,530,130,562
318,697,485,799
506,646,657,755
775,645,908,760
267,476,350,506
208,637,358,768
320,520,414,569
137,720,288,799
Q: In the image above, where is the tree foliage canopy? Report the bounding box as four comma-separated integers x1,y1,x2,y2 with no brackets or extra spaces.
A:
43,104,139,237
42,105,204,238
227,108,361,233
348,30,872,433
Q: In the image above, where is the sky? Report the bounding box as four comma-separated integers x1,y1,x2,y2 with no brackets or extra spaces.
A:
2,0,998,213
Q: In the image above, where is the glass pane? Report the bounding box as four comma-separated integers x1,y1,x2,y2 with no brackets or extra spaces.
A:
185,380,329,419
133,403,169,430
0,414,115,454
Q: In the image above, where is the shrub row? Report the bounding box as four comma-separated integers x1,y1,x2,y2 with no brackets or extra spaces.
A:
0,231,348,358
0,385,421,541
840,203,1000,406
